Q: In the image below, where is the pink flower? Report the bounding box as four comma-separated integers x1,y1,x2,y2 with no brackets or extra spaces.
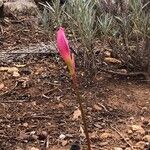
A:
57,27,75,75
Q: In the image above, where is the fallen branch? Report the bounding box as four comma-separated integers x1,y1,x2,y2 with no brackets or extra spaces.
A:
0,42,57,63
99,68,148,77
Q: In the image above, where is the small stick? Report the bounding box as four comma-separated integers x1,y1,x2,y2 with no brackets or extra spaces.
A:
0,100,29,103
23,115,52,120
72,75,91,150
110,125,134,150
98,103,108,112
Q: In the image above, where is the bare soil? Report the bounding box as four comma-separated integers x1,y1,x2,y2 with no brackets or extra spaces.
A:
0,16,150,150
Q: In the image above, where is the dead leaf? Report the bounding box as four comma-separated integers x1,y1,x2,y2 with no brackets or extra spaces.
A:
61,140,68,146
13,71,20,77
0,83,4,90
72,108,81,120
80,126,85,137
56,103,64,109
99,132,112,139
104,57,121,64
15,64,26,68
89,131,97,139
93,104,102,111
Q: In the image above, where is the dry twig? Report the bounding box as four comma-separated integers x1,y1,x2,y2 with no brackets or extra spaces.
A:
110,125,134,150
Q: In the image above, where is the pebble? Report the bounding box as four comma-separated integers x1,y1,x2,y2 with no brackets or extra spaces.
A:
29,134,38,141
23,122,28,127
127,129,133,134
38,131,48,140
142,120,149,126
59,134,66,140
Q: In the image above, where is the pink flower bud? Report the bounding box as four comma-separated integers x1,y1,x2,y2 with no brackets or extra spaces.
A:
57,27,75,75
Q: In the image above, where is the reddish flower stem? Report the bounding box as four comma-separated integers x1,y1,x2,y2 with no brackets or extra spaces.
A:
72,74,91,150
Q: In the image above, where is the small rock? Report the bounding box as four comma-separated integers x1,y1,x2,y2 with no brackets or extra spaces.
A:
70,142,80,150
100,132,112,139
29,134,38,141
131,125,145,135
127,129,133,134
134,141,146,149
20,68,32,75
59,134,66,140
114,147,123,150
30,131,36,135
38,131,48,140
142,135,150,142
23,122,28,127
142,120,149,126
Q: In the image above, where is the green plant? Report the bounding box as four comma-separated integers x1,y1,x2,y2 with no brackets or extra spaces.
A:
98,13,113,39
107,0,150,80
65,0,97,70
69,0,96,46
39,0,66,31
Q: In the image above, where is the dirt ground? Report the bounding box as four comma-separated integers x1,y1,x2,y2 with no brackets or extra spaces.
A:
0,16,150,150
